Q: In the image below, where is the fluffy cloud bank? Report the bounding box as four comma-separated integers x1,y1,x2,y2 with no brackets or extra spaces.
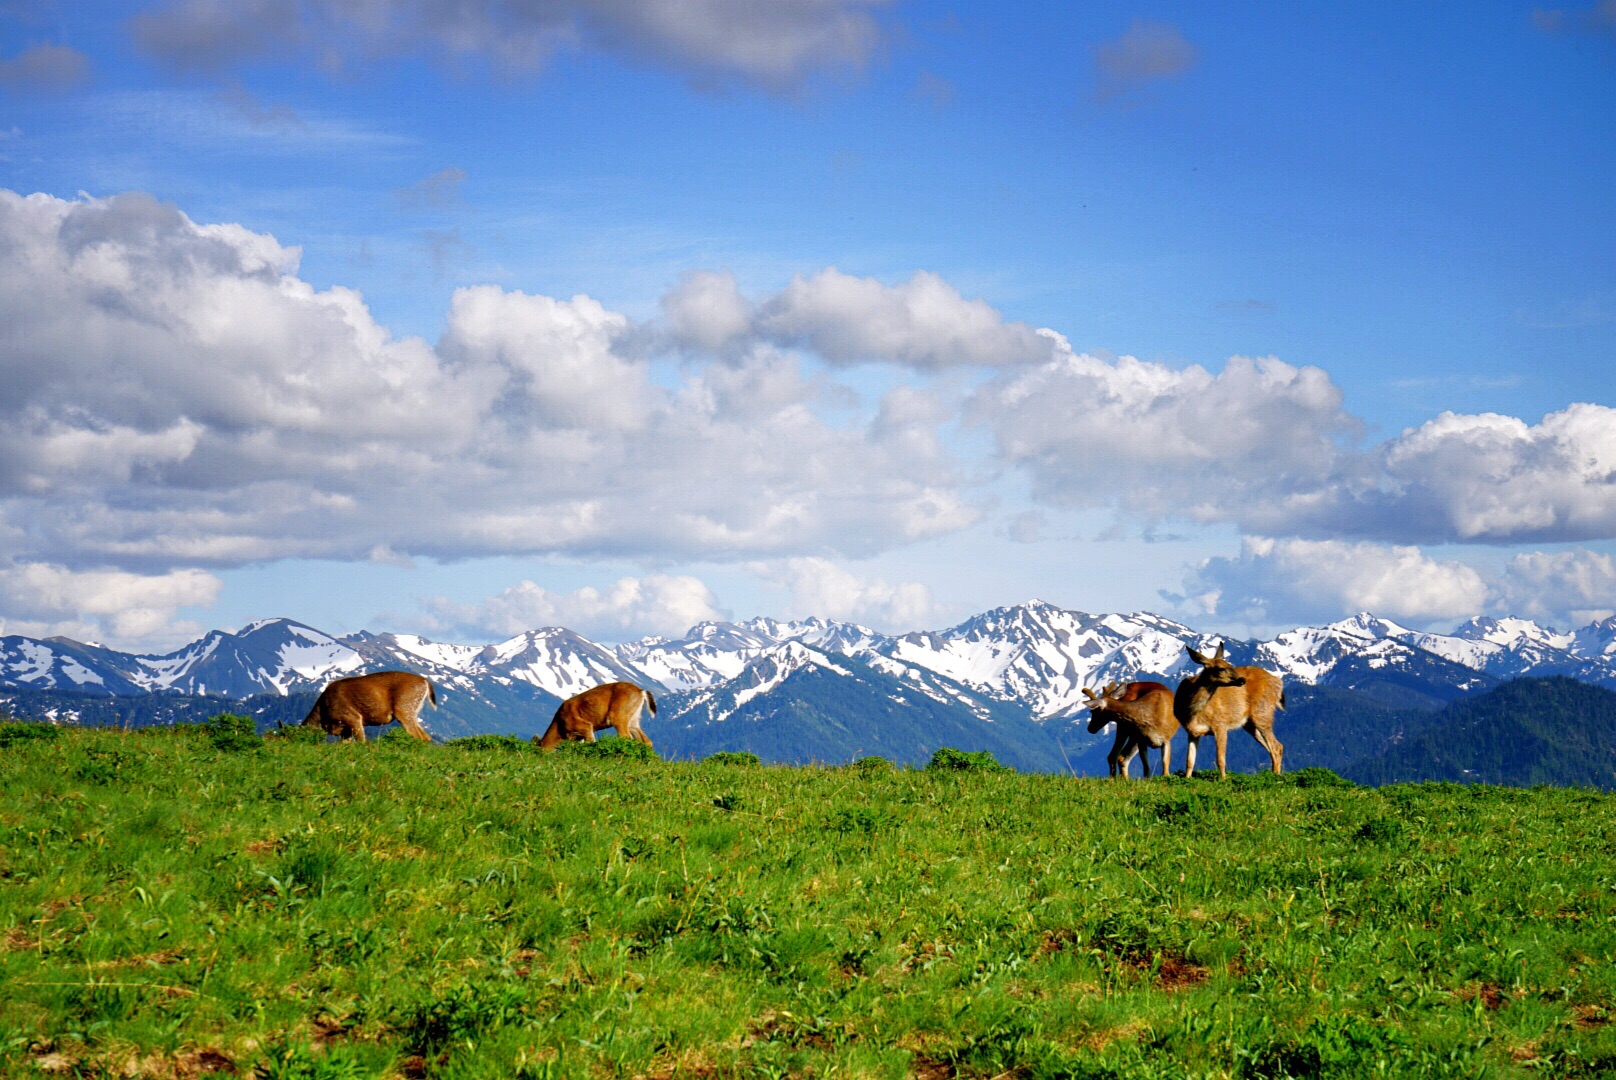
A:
751,556,941,631
660,268,1056,369
131,0,888,90
972,335,1616,547
0,562,221,649
424,574,725,642
1175,537,1489,628
1178,537,1616,630
0,190,975,577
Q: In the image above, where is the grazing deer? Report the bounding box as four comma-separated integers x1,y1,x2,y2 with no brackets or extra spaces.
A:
1172,643,1284,778
302,671,437,742
1083,680,1178,778
536,681,657,749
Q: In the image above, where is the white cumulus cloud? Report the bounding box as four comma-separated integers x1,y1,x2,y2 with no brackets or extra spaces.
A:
661,267,1057,369
973,334,1616,548
424,574,725,642
1496,548,1616,627
0,189,974,577
1174,537,1490,629
0,562,221,650
751,556,941,631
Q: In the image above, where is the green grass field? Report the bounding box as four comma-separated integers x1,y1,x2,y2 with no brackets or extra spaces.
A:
2,723,1614,1079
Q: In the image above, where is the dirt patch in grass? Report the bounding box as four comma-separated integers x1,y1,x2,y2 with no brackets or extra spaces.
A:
745,1011,853,1051
4,925,34,951
908,1054,955,1080
1458,983,1508,1011
901,940,954,972
32,1051,79,1075
1574,1004,1610,1028
508,947,540,976
1036,928,1081,957
244,837,282,856
92,949,185,970
632,1048,727,1080
311,1015,357,1044
1152,952,1209,991
1081,1020,1146,1054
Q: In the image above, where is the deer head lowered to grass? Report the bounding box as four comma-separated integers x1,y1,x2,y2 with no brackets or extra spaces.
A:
1083,680,1178,778
302,670,437,742
1172,642,1285,779
536,681,657,750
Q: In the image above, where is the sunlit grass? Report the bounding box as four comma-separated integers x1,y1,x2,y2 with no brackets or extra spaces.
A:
2,723,1614,1078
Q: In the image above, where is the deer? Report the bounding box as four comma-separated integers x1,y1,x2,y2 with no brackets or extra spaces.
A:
301,671,437,742
1172,642,1284,778
1083,680,1178,778
536,681,657,749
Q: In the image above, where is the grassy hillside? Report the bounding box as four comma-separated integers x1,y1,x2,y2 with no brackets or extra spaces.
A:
3,724,1614,1078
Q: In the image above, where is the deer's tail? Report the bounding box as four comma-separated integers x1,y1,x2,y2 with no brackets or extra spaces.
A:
645,688,657,716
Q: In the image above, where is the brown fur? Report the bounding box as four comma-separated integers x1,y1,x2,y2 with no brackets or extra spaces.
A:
301,670,437,742
1083,681,1179,778
1172,643,1285,778
536,681,657,749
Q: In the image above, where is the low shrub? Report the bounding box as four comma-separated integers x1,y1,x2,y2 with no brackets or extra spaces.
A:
555,736,658,762
203,712,262,753
379,725,432,747
1291,766,1356,789
705,750,761,767
927,747,1005,773
268,724,326,745
854,755,894,773
447,733,529,752
0,720,61,747
1354,816,1405,845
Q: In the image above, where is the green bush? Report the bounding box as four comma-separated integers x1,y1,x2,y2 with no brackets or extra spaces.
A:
203,712,262,753
927,746,1005,772
1354,816,1405,846
705,750,762,767
554,735,658,761
1291,766,1356,789
446,733,529,752
854,754,894,773
0,720,62,747
268,723,326,745
379,725,432,747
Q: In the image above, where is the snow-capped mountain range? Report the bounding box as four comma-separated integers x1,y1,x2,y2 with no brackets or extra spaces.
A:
7,601,1616,731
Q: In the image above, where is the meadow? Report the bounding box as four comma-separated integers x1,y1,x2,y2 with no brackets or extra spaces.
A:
1,721,1614,1079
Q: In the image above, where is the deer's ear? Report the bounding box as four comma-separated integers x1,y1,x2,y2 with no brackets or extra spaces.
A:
1187,646,1210,665
1213,641,1225,661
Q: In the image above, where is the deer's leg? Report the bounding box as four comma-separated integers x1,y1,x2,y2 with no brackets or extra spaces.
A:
1214,728,1229,778
1106,727,1127,777
1183,735,1198,778
1263,727,1284,774
1160,739,1172,779
1118,737,1138,779
397,708,431,741
1139,738,1153,778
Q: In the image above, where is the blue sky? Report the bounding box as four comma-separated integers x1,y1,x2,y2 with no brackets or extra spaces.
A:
1,0,1614,650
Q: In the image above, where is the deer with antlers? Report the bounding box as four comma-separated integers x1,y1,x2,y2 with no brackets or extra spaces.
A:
1173,642,1285,778
1083,680,1179,778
